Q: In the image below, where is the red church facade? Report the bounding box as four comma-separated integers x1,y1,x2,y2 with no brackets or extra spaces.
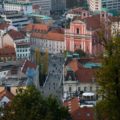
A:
65,13,109,56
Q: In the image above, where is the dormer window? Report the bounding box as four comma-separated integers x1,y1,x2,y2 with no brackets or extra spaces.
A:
76,28,79,34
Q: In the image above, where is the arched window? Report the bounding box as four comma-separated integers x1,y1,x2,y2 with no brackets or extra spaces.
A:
76,28,79,34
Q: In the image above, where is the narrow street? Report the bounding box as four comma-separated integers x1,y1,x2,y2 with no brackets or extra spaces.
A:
40,54,64,100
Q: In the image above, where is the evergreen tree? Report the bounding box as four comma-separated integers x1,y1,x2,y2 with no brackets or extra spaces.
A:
34,48,40,65
0,87,69,120
95,35,120,120
43,48,48,75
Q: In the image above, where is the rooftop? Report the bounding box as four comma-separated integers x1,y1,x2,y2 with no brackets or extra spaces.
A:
0,89,14,101
21,60,37,74
7,29,25,40
0,22,9,30
64,97,94,120
31,31,64,41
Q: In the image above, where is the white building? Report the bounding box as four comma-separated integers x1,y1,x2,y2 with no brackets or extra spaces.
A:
0,29,31,60
15,42,30,60
63,59,100,100
4,2,32,15
31,31,64,54
87,0,120,12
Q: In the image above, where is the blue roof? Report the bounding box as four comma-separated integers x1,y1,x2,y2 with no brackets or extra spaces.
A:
84,62,101,68
26,68,36,78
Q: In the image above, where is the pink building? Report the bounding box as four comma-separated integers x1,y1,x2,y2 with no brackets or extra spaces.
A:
65,12,113,55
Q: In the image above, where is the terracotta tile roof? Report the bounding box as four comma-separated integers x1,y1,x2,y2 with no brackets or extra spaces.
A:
0,89,14,101
21,60,37,74
64,97,80,113
31,31,64,41
76,68,96,83
73,13,119,31
8,29,25,40
83,15,101,30
64,97,94,120
0,45,16,57
24,23,33,32
0,23,9,30
50,28,64,34
24,23,49,32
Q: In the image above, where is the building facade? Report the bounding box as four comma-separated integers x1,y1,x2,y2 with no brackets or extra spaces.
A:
31,32,64,54
0,11,32,28
63,58,100,100
88,0,120,12
0,29,31,60
4,2,32,15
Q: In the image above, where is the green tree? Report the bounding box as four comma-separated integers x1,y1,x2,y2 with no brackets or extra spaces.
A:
74,49,86,57
34,48,41,65
43,48,48,75
0,86,69,120
95,35,120,120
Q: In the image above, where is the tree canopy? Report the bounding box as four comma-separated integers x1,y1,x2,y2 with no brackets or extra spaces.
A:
0,86,69,120
95,34,120,120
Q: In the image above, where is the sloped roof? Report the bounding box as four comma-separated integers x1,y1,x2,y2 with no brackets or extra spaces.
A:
0,23,9,30
31,31,64,41
0,45,15,57
21,60,37,74
76,68,96,83
8,29,25,40
64,97,94,120
0,89,14,101
24,23,49,32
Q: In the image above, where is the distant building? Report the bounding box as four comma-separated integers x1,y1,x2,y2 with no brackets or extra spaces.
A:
65,12,118,55
66,7,91,20
25,23,65,54
65,0,81,9
0,46,16,62
87,0,120,12
63,57,100,101
0,60,39,90
0,88,14,107
0,11,32,28
4,2,32,15
64,97,94,120
0,25,31,60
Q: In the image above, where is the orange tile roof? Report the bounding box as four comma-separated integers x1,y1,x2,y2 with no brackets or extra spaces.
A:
0,89,14,101
22,60,37,74
31,31,64,41
24,23,49,32
76,68,96,83
8,29,25,40
64,97,94,120
0,45,16,57
0,23,9,30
